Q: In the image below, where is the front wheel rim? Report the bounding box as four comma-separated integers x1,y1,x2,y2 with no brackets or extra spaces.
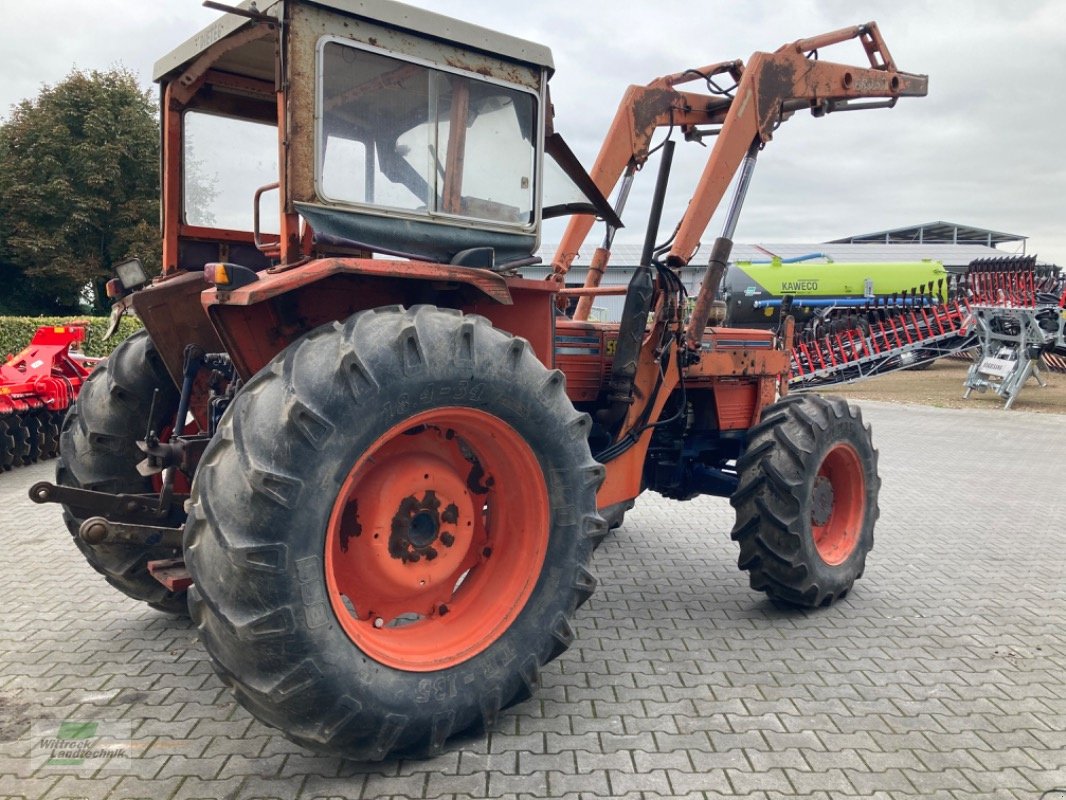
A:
810,442,866,566
325,407,550,671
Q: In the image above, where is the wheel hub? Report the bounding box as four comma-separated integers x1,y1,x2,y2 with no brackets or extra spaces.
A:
391,493,446,559
388,492,462,558
810,475,834,527
406,509,439,548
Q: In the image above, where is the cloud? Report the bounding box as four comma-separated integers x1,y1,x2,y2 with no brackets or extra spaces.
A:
3,0,1062,263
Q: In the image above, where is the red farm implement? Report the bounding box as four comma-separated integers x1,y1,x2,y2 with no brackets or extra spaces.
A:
0,324,98,470
787,257,1066,392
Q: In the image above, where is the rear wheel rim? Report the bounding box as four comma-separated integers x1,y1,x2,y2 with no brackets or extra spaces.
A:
325,407,550,671
810,442,865,566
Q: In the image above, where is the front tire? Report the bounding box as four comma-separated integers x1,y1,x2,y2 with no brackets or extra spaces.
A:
186,306,605,760
730,394,879,607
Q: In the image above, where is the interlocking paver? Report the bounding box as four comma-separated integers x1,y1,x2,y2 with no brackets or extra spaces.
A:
607,767,671,794
455,749,515,775
574,749,632,773
110,774,185,800
745,748,809,771
545,767,610,795
487,769,546,796
668,769,731,794
235,774,306,799
39,774,123,800
784,766,856,794
2,400,1066,800
424,769,485,797
171,775,244,800
0,774,58,800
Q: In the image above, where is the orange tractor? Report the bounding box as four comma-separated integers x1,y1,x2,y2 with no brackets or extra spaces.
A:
33,0,926,759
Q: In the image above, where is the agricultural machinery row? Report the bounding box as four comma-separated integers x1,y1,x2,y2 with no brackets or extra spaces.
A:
780,256,1066,402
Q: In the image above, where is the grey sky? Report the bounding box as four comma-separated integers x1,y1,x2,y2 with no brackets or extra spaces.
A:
2,1,1064,264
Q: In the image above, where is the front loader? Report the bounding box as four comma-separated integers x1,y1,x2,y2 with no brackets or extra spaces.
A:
33,0,926,759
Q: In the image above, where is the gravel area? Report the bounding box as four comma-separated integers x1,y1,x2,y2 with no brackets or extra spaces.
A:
824,356,1066,415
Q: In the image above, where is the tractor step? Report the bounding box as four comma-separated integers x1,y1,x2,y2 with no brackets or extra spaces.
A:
147,559,192,592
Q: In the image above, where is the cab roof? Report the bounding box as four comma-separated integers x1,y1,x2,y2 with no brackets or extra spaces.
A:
153,0,555,82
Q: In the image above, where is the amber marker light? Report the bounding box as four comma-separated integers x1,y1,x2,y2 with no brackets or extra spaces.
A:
204,263,231,286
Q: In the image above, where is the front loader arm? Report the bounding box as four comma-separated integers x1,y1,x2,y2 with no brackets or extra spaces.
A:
550,22,927,279
551,64,739,276
568,22,925,511
669,23,925,267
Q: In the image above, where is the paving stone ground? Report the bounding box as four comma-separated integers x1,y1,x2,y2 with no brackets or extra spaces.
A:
1,400,1065,800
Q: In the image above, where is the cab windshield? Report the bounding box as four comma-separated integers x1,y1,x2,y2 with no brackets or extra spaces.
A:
318,42,537,228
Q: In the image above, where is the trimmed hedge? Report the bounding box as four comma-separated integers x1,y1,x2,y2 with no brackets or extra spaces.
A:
0,315,143,359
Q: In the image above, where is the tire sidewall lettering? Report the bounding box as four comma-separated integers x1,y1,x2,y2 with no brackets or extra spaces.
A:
381,382,489,423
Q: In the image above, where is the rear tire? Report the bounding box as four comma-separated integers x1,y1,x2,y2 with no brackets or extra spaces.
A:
730,394,879,607
602,500,633,532
591,499,634,551
186,306,605,760
56,329,186,614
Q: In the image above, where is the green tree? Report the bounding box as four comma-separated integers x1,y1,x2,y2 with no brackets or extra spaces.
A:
0,68,159,313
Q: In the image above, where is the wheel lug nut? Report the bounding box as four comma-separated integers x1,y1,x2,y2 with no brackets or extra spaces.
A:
440,532,455,547
425,547,438,561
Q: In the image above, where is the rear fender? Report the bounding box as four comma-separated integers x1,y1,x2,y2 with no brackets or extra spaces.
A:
131,271,224,390
200,257,557,379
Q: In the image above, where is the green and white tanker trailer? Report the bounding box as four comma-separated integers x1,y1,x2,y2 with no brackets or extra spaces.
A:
721,253,950,328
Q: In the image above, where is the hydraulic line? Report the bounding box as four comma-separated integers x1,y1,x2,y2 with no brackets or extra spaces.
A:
684,140,760,351
574,168,636,321
597,140,675,430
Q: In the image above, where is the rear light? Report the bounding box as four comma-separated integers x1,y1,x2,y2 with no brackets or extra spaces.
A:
204,262,259,289
205,263,232,286
105,278,125,299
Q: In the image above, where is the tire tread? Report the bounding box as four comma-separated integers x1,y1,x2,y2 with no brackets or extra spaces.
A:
729,393,879,608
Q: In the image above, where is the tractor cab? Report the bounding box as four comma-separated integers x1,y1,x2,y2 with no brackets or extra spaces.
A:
154,0,607,275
